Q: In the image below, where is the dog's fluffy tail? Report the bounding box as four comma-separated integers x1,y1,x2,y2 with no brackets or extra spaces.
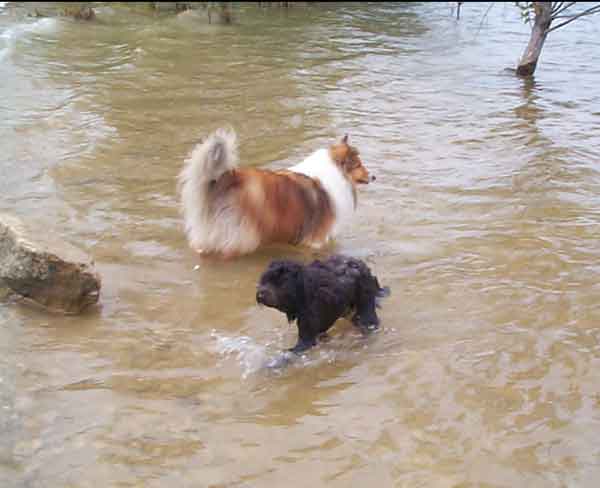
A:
178,127,239,249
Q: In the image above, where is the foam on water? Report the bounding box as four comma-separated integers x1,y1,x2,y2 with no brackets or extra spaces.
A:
0,17,58,61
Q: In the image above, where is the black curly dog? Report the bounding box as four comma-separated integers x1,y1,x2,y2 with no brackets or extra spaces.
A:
256,255,390,354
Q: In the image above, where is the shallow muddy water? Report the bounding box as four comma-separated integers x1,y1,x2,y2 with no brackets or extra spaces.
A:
2,2,600,487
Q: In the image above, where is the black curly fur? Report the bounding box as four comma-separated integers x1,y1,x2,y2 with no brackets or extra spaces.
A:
257,255,390,354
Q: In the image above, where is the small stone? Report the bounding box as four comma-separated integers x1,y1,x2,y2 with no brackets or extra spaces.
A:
0,214,101,315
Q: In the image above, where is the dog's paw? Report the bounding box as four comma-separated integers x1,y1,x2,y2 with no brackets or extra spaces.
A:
356,321,380,336
289,338,316,354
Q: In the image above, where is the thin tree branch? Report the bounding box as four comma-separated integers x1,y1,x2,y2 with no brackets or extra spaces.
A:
551,1,565,15
547,4,600,32
551,1,576,18
554,13,584,19
475,2,494,36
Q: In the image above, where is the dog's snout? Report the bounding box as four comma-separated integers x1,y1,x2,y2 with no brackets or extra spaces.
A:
370,174,376,181
256,290,264,303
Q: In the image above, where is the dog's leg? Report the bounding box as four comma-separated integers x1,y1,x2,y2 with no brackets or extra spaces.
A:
353,281,381,334
352,317,379,335
353,303,380,331
290,329,333,352
289,317,318,354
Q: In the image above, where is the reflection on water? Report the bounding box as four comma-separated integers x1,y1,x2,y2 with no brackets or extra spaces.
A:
2,2,600,487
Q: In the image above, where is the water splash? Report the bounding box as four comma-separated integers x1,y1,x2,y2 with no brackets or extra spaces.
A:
211,331,271,379
211,331,309,378
211,327,378,378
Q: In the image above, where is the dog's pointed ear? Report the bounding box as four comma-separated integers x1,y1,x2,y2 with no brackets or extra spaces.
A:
341,134,349,144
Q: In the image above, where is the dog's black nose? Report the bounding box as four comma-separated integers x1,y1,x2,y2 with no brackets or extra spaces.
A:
371,174,376,181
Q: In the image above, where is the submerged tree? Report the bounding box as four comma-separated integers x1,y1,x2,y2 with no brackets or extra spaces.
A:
514,1,600,76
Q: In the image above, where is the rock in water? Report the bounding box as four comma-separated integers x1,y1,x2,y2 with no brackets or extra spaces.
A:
0,214,101,314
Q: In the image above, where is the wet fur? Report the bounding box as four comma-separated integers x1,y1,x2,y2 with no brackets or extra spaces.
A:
256,255,390,353
178,128,372,258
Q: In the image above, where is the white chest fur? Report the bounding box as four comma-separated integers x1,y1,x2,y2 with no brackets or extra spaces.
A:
289,148,355,236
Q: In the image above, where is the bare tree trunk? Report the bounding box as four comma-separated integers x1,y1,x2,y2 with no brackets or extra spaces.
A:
516,2,553,77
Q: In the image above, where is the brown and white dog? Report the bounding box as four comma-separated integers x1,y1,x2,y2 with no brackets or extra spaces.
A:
178,128,373,258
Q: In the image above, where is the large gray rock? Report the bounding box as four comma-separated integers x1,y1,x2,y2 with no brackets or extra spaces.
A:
0,214,101,315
